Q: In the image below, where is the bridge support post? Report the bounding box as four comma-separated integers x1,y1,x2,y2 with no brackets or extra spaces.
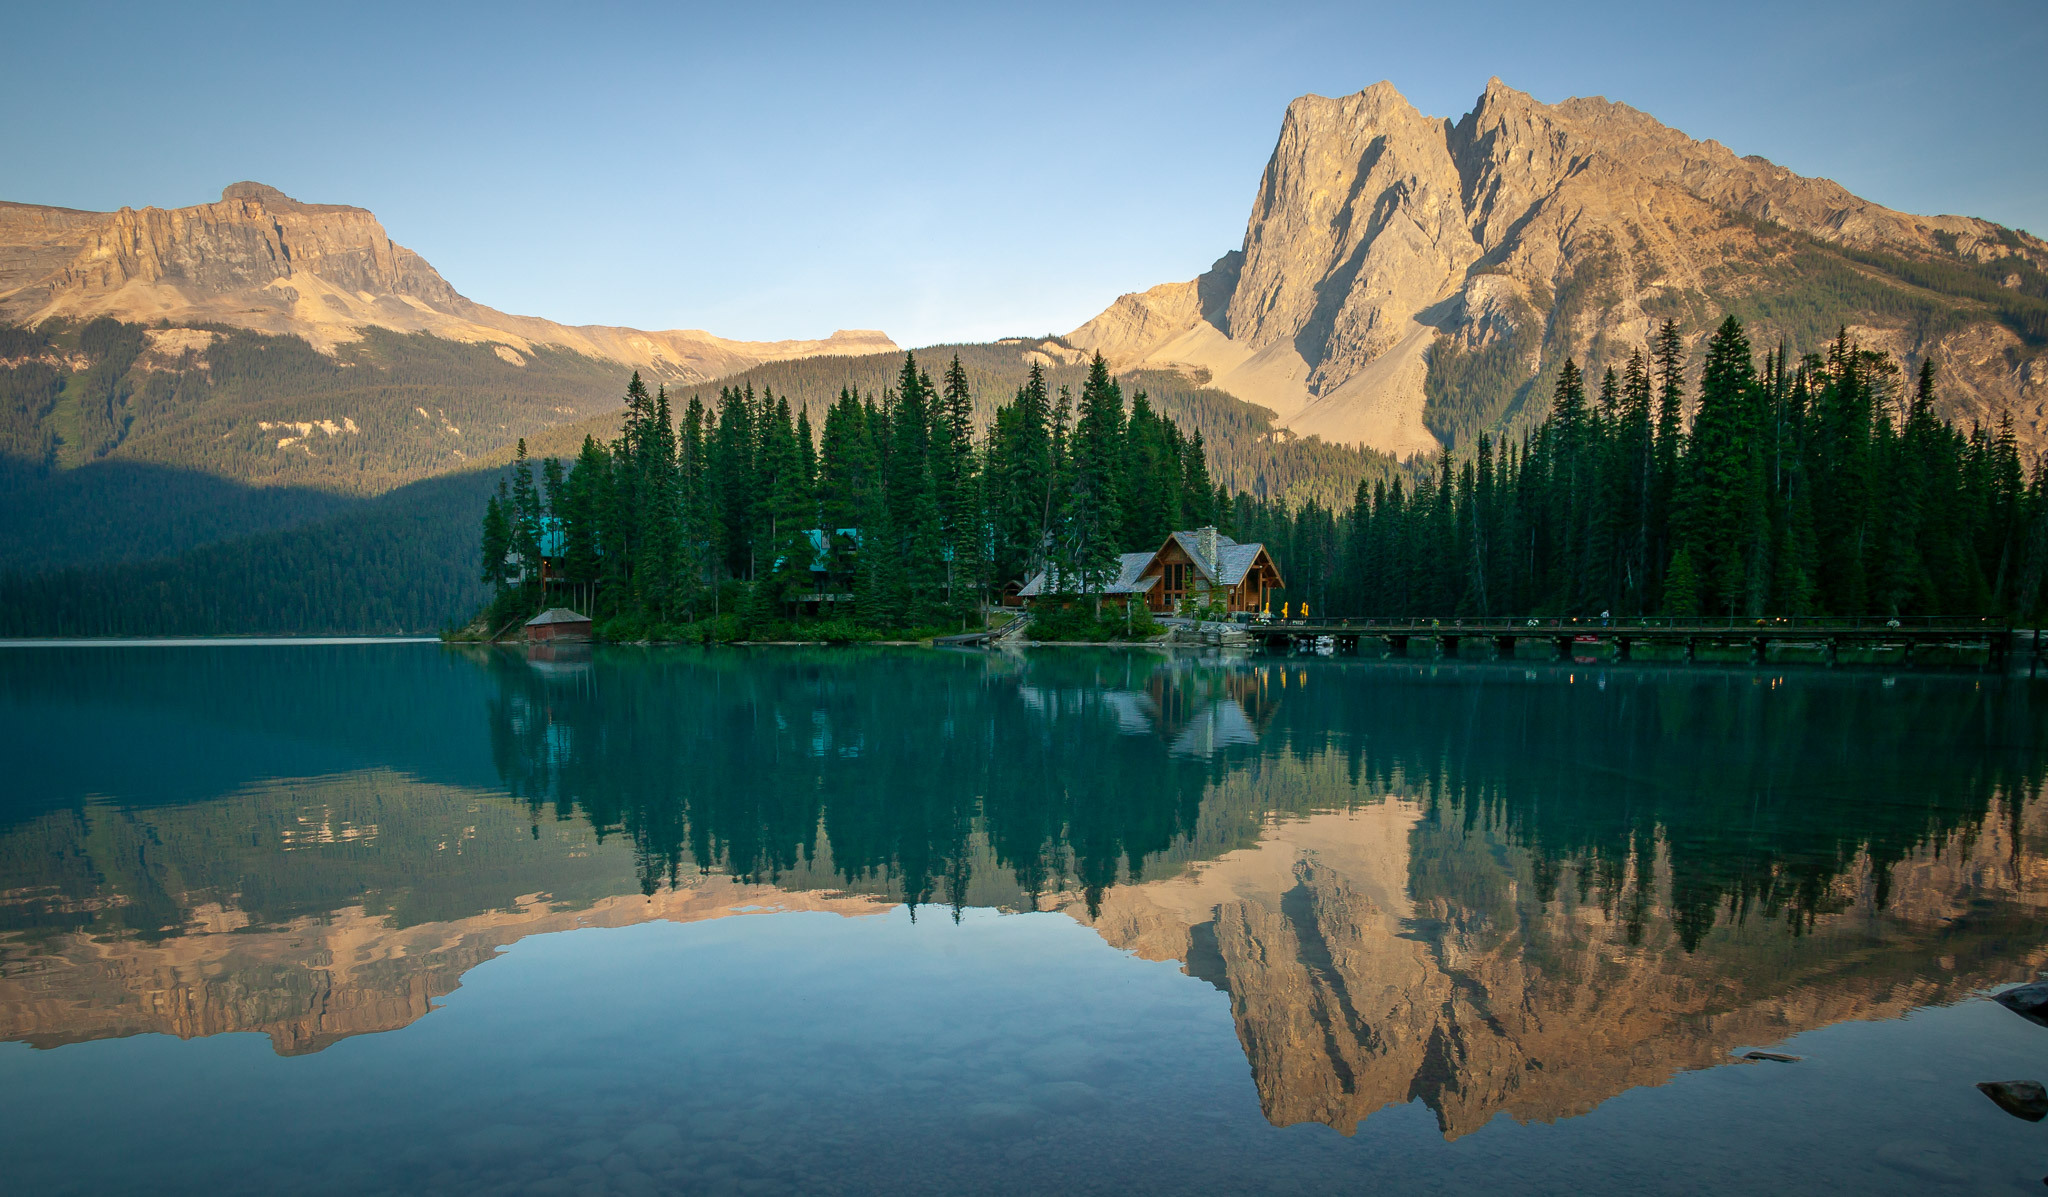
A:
1553,636,1572,659
1439,635,1460,659
1825,638,1839,667
1751,636,1766,665
1684,637,1696,663
1616,637,1632,661
1387,634,1409,658
1496,635,1516,659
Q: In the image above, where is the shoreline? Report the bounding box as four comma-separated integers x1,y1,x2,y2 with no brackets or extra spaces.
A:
450,637,1169,648
0,636,440,648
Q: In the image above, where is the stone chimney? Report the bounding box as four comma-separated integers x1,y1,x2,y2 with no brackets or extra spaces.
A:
1198,525,1219,573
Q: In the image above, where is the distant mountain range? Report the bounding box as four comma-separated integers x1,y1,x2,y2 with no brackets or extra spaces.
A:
4,77,2047,633
0,181,893,378
1070,78,2048,456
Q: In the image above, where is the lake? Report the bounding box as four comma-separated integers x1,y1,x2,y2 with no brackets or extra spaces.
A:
2,642,2046,1195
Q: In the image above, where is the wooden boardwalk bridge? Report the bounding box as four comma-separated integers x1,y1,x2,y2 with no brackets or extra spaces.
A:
1245,615,2034,668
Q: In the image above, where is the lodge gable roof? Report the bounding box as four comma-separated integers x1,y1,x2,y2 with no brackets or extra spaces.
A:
525,607,593,626
1018,527,1280,596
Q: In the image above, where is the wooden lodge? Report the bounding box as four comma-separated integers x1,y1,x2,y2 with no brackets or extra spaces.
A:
1016,527,1283,615
524,607,593,643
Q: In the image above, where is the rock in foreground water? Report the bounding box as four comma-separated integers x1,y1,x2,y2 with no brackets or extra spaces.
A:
1994,983,2048,1027
1976,1080,2048,1122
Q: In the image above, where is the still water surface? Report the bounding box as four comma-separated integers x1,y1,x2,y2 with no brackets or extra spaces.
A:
2,643,2046,1194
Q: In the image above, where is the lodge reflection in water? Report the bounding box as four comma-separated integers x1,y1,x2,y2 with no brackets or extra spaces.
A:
2,646,2045,1139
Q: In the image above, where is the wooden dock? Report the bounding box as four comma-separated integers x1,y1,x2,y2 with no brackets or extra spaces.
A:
1244,615,2031,668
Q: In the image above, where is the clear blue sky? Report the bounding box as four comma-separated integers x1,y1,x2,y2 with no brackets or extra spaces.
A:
6,1,2042,349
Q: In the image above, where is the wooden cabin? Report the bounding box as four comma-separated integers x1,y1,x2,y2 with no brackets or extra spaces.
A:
1016,527,1283,615
524,607,593,643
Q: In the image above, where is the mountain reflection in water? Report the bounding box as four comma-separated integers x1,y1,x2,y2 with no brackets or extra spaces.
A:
1,645,2044,1143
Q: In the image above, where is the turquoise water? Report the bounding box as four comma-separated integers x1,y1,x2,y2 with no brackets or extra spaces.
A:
2,644,2046,1194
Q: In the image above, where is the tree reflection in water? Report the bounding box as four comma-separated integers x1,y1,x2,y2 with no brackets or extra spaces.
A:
480,648,2048,1135
485,649,2043,936
1,644,2042,1138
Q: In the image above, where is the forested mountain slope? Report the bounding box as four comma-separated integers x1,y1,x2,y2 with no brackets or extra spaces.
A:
1,320,623,489
10,317,2047,636
592,339,1406,512
0,465,505,636
0,319,1402,579
0,341,1405,636
0,322,626,570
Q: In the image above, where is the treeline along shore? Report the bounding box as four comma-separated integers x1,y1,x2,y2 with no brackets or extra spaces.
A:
472,351,1220,642
1291,318,2047,622
1,318,2038,640
471,317,2048,644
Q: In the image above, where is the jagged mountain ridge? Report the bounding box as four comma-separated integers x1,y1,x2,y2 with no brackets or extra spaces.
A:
7,764,2038,1138
1080,793,2048,1138
1070,78,2048,456
0,182,894,380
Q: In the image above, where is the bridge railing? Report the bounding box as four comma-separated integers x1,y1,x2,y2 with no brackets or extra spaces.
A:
1246,614,2014,633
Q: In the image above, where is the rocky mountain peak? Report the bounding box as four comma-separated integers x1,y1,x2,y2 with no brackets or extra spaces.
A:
1071,77,2048,457
0,184,896,381
1229,79,1476,377
221,180,295,204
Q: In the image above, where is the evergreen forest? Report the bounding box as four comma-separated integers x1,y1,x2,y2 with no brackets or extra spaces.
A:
7,317,2047,638
0,319,625,575
483,319,2048,641
476,351,1224,640
1258,318,2048,621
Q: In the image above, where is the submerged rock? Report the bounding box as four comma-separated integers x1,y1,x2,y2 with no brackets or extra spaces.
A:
1994,982,2048,1027
1977,1080,2048,1122
1740,1050,1802,1063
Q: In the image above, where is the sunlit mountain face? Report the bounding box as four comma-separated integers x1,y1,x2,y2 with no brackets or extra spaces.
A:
3,645,2042,1150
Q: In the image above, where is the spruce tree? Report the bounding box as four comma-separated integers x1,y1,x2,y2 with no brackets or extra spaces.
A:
885,355,945,624
1650,320,1686,604
510,438,543,604
1679,319,1766,615
562,435,608,613
1664,544,1702,617
819,387,881,606
1122,391,1179,550
712,384,758,582
1181,432,1216,528
1065,354,1127,604
679,399,711,596
480,488,512,596
757,394,814,615
934,355,980,616
985,369,1052,589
